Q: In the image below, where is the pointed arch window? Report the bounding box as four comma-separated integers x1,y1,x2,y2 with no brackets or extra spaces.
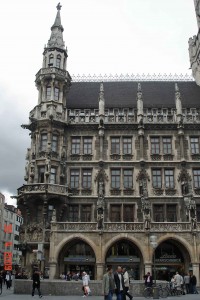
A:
46,86,51,100
56,55,61,68
54,87,59,101
49,54,54,66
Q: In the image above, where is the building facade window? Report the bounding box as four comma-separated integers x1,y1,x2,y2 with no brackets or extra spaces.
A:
81,205,91,222
190,137,200,154
166,204,177,222
123,169,133,188
52,135,58,152
54,87,59,101
164,169,174,188
40,133,47,151
193,170,200,188
70,170,79,189
111,169,120,189
46,86,51,100
50,167,56,184
56,55,61,68
110,205,121,222
196,204,200,222
83,138,92,154
69,205,79,222
49,54,54,66
111,137,120,154
123,137,132,154
152,169,162,188
38,167,45,183
153,205,164,222
124,205,134,222
71,138,81,154
82,169,92,189
163,137,172,154
151,137,160,154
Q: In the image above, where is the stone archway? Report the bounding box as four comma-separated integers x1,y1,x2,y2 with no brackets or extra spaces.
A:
57,238,96,280
105,238,143,280
154,238,192,281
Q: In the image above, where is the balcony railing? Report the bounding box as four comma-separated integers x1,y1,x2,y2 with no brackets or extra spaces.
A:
18,183,67,196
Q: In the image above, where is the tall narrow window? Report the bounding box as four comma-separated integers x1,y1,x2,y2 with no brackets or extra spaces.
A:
54,87,59,101
49,54,54,66
38,167,45,183
193,170,200,188
40,133,47,151
165,169,174,188
56,55,61,68
123,169,133,188
46,86,51,100
71,137,81,154
50,167,56,184
191,137,200,154
151,137,160,154
81,205,91,222
123,205,134,222
70,170,79,189
153,204,164,222
69,205,79,222
163,137,172,154
196,205,200,222
152,169,162,188
123,137,132,154
111,169,120,189
111,137,120,154
82,169,92,189
166,204,177,222
52,135,58,152
110,205,121,222
83,138,92,154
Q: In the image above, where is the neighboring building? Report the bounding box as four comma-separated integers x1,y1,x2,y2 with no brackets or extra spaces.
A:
0,193,23,270
17,2,200,282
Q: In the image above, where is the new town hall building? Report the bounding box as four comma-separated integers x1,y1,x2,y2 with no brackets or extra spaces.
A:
16,1,200,282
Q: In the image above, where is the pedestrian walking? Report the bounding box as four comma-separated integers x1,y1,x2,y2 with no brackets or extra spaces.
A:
122,267,133,300
5,271,11,289
190,272,198,294
174,271,182,291
114,266,125,300
184,272,190,294
144,272,153,287
102,266,115,300
82,271,90,297
32,269,42,298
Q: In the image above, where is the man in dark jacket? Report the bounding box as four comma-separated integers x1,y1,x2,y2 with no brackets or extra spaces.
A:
144,272,153,287
32,270,42,298
114,266,125,300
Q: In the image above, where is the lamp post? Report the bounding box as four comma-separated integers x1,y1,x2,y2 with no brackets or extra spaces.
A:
150,235,159,299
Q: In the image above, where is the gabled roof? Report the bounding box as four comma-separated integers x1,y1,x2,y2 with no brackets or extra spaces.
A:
67,81,200,109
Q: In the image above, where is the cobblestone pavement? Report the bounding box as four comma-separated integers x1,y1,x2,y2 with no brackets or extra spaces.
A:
1,286,200,300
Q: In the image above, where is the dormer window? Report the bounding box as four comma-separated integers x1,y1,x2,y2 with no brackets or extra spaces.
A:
49,54,54,66
56,55,61,68
46,86,51,100
54,87,59,101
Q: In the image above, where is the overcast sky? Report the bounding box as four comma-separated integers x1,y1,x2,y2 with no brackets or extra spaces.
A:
0,0,198,205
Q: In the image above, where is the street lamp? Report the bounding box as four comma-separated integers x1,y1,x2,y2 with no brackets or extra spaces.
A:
150,235,159,299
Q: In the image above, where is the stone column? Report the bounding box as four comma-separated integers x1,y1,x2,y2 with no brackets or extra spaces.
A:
96,262,104,280
49,261,57,279
144,263,152,277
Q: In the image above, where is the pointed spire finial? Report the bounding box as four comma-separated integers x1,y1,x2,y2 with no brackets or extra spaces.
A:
175,83,179,92
56,2,62,11
137,82,142,92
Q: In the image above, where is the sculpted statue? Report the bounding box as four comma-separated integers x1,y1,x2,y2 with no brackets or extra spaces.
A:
45,156,51,173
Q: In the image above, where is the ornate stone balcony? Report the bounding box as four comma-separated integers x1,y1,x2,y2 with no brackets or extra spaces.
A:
18,183,68,196
35,67,70,82
52,222,195,233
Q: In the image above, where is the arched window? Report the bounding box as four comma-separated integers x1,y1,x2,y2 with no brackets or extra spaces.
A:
46,86,51,100
49,54,54,66
56,55,61,68
54,87,59,101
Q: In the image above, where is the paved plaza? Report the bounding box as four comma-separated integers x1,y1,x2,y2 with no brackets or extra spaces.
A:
1,286,200,300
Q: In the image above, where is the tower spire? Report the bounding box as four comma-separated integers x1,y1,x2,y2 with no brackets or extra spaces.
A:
47,2,65,49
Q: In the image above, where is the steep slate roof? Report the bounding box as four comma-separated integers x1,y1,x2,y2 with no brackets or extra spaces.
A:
67,81,200,109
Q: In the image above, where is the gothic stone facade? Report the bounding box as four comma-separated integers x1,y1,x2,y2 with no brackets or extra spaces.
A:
17,3,200,282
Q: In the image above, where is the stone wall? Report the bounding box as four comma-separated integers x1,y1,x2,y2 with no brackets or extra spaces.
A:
14,279,146,296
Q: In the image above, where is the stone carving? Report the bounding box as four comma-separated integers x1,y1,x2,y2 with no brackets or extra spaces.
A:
51,209,57,222
97,179,105,230
26,223,43,242
184,196,197,230
24,161,29,181
45,156,51,174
